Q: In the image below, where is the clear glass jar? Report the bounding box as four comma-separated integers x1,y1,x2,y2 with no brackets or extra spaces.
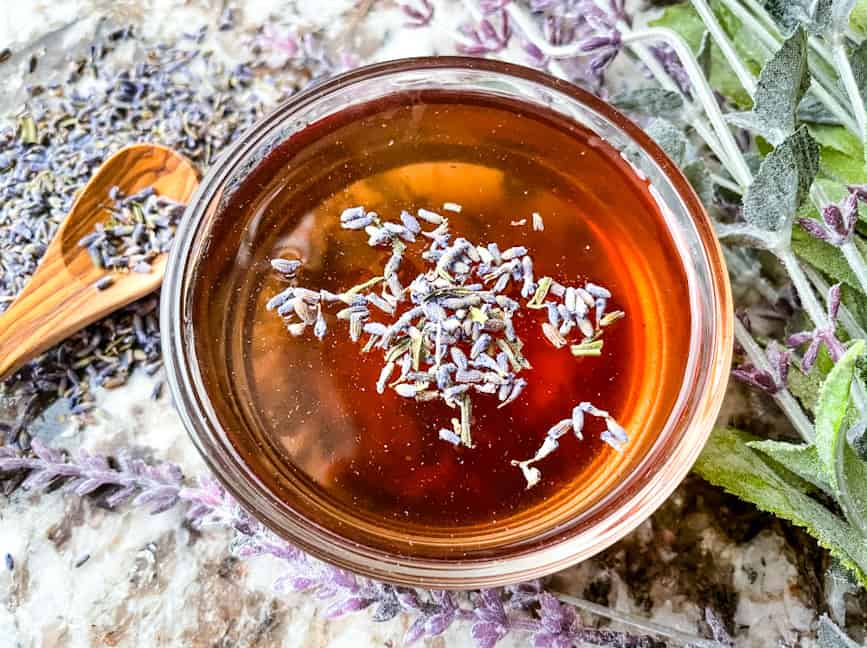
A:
162,57,732,588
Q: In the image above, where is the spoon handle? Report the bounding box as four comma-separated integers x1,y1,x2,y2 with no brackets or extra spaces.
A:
0,251,164,380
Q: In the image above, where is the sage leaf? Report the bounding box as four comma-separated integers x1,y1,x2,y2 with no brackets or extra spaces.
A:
814,341,864,491
727,28,810,145
683,159,714,208
748,440,831,493
697,30,712,79
742,126,819,232
694,428,867,585
764,0,835,35
848,39,867,108
611,88,684,117
645,118,689,166
799,95,844,125
817,614,862,648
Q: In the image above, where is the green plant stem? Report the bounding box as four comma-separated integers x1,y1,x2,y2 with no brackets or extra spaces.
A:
779,248,831,328
834,38,867,142
734,317,815,442
842,242,867,296
804,265,867,340
709,171,742,193
625,41,735,175
690,0,756,95
621,27,755,187
551,592,722,648
504,4,747,187
739,0,844,88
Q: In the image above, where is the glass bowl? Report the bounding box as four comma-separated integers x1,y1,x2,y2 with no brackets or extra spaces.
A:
161,57,732,588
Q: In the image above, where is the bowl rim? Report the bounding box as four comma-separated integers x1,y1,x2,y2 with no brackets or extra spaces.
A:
162,55,733,588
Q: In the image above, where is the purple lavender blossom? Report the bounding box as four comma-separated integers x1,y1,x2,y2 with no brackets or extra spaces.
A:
0,438,183,513
798,191,859,246
531,592,582,648
650,45,693,96
786,284,845,371
400,0,434,28
457,11,512,55
471,590,512,648
732,341,790,394
513,0,628,88
1,440,718,648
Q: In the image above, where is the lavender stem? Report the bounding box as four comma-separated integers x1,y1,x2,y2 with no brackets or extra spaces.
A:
735,318,815,442
621,27,754,188
551,591,723,648
803,266,867,340
690,0,756,96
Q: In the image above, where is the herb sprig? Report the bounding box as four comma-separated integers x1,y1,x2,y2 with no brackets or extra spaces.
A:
505,0,867,636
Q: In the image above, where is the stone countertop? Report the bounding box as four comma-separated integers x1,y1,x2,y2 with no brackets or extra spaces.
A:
0,1,857,646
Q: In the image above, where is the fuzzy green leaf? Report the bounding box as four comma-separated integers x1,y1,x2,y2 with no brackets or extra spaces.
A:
683,159,714,208
849,39,867,108
817,614,862,647
787,363,824,413
611,88,684,117
764,0,840,35
694,428,867,585
811,122,867,183
810,124,864,158
815,342,865,490
852,0,867,35
742,126,819,232
645,118,689,166
748,440,831,493
728,28,810,145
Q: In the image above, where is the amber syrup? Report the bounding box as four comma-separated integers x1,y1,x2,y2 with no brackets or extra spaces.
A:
192,91,691,535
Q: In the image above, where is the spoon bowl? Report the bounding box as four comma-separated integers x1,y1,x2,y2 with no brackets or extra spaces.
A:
0,143,198,379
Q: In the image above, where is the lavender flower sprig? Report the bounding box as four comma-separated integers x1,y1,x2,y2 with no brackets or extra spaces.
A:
786,284,846,372
0,440,727,648
0,438,182,513
798,189,861,247
400,0,434,28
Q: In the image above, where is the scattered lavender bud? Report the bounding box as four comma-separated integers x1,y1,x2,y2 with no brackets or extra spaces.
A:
417,208,443,224
438,428,462,445
94,276,114,291
271,258,302,275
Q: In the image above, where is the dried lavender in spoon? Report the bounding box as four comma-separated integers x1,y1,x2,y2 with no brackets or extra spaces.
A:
0,17,330,434
77,186,186,277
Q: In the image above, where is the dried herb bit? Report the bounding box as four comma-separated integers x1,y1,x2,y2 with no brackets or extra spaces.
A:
532,212,544,231
17,114,38,145
267,202,628,480
512,402,629,489
78,186,186,279
270,258,302,277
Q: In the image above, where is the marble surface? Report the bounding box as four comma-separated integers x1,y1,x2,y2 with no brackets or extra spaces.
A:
0,1,862,646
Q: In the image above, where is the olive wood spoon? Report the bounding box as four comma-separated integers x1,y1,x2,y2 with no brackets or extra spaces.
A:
0,143,198,380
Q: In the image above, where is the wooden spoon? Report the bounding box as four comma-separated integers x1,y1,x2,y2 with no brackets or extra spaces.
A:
0,143,198,380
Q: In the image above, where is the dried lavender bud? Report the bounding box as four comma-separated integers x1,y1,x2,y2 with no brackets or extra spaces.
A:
271,258,302,276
